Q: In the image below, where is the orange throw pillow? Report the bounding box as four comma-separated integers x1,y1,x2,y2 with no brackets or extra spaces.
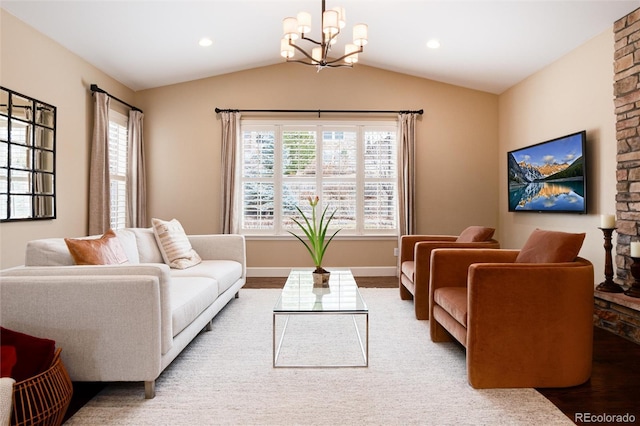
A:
65,229,129,265
456,226,495,243
515,228,585,263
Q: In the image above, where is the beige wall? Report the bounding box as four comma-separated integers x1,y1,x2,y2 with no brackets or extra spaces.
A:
0,8,619,281
0,8,618,281
0,10,135,268
136,64,499,272
498,28,617,283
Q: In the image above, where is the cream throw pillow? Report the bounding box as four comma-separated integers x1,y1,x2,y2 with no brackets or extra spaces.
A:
151,218,202,269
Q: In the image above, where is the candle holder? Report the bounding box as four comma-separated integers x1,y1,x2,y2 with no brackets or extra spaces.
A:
627,258,640,298
595,227,624,293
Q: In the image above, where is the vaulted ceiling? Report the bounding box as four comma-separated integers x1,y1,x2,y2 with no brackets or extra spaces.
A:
2,1,639,94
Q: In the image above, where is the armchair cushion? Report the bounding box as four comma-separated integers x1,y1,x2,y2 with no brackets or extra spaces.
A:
515,228,585,263
433,287,468,326
456,226,495,243
400,261,415,282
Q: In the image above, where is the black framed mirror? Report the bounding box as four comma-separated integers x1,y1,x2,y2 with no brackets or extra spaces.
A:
0,86,56,221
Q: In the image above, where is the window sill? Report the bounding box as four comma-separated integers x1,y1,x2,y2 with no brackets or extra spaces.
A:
243,234,398,241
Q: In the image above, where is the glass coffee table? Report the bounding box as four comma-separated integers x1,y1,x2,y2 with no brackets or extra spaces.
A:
273,268,369,368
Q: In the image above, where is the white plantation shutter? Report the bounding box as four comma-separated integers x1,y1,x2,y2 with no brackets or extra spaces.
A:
240,121,398,236
108,111,128,230
242,129,275,230
282,128,317,229
364,129,397,229
283,130,316,176
322,129,357,229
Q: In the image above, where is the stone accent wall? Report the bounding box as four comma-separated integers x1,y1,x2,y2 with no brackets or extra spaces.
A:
615,9,640,284
606,8,640,345
594,292,640,344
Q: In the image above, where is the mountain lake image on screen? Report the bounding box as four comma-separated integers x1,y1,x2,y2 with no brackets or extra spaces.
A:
507,131,586,213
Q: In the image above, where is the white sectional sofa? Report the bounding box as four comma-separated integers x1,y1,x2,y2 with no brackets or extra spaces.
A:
0,228,246,398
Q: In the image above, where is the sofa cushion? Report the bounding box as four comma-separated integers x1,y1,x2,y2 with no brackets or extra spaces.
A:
115,229,140,264
130,228,165,263
65,229,129,266
456,226,495,243
433,287,468,327
26,238,76,266
152,218,202,269
170,277,219,337
170,260,242,295
515,228,585,263
25,229,139,266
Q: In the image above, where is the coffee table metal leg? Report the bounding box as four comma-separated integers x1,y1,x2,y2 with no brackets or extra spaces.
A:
273,314,291,367
352,313,368,366
273,312,368,368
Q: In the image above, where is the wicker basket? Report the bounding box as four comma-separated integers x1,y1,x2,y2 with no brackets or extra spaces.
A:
11,348,73,426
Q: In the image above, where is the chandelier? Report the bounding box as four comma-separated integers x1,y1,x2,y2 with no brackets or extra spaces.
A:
280,0,368,70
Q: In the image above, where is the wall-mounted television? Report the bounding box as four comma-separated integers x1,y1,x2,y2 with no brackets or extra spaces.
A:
508,130,587,213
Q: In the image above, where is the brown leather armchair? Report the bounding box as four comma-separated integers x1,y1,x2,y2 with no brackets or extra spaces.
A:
399,227,499,320
429,247,594,389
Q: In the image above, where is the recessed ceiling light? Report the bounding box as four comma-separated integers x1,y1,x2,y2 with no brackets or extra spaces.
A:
199,38,213,47
426,39,440,49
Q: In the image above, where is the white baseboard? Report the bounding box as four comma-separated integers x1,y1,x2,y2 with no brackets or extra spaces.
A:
247,266,397,277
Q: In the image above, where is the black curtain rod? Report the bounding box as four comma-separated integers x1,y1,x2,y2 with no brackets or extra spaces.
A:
90,84,143,113
214,107,423,116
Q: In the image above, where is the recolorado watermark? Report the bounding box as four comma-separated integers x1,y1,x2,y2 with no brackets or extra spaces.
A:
575,412,636,423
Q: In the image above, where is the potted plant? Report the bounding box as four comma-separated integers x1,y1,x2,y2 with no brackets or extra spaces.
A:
288,196,341,287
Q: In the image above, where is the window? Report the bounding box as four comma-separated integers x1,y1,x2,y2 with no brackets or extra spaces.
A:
108,111,128,230
240,120,398,236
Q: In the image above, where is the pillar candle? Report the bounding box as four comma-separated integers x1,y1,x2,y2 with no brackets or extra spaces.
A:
632,242,640,258
600,214,616,229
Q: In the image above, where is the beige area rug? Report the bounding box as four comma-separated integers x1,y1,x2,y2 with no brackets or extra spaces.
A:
66,289,573,425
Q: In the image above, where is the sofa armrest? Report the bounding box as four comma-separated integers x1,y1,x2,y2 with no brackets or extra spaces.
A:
465,258,594,387
0,275,164,383
400,235,456,263
1,264,174,356
188,234,246,275
1,263,170,278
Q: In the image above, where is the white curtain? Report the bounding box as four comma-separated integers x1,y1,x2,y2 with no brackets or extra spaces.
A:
127,110,148,227
220,111,241,234
398,112,418,236
88,92,111,235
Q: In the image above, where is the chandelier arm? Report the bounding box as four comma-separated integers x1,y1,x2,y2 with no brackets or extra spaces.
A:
322,46,364,65
299,34,323,46
321,63,354,69
286,59,319,66
322,30,340,60
289,42,321,64
285,58,353,69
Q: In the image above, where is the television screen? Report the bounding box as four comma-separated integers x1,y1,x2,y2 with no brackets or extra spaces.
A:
507,130,586,213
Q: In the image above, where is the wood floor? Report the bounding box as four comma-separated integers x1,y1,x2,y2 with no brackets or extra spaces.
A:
63,276,640,424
